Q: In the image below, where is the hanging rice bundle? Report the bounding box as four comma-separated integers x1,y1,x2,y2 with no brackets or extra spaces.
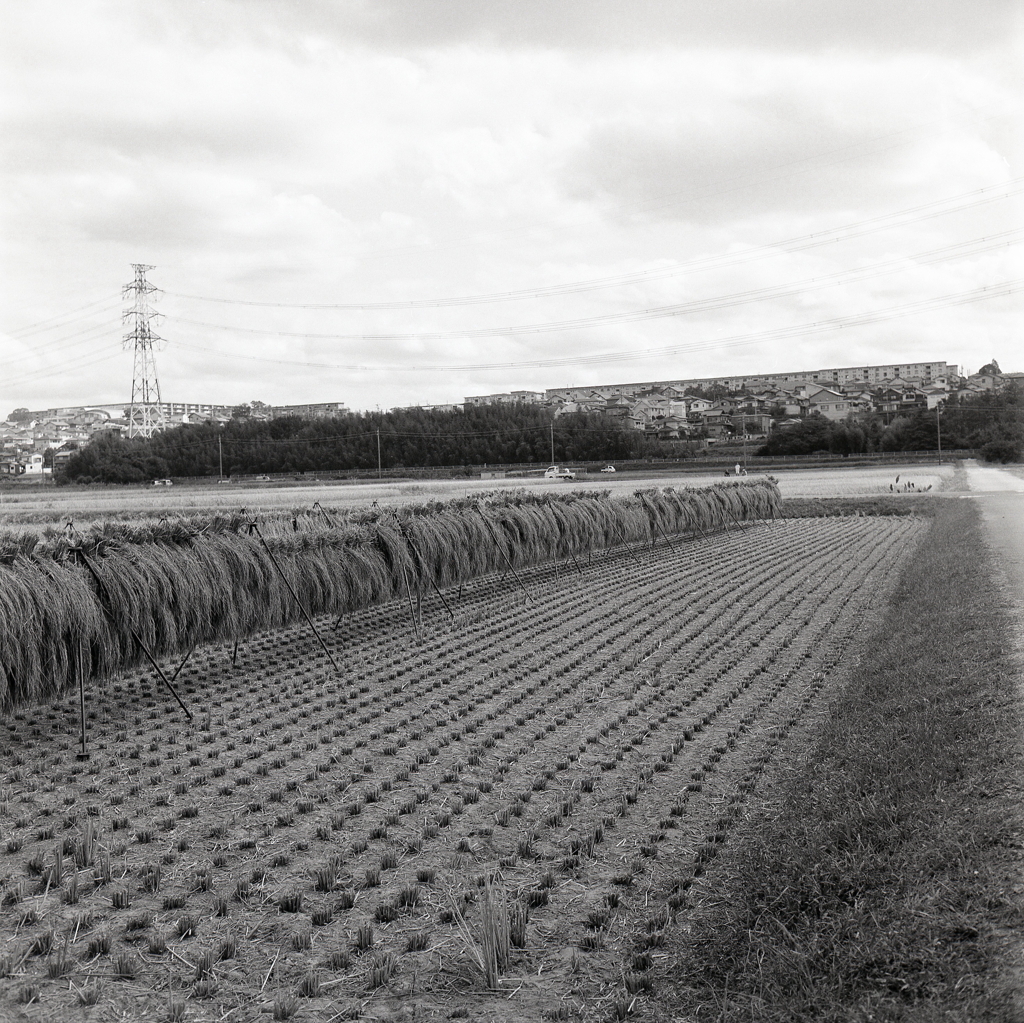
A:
0,479,779,712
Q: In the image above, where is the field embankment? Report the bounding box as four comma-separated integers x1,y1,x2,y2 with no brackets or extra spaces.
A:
657,496,1024,1021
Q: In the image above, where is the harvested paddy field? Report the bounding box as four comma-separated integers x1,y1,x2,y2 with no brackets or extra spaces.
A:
0,510,925,1021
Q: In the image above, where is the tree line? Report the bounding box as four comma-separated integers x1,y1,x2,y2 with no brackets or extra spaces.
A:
757,384,1023,461
58,405,661,484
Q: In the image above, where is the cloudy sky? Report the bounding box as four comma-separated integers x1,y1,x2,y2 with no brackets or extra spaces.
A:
2,1,1021,414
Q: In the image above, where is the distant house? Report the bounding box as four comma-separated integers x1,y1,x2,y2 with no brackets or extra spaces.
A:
653,414,692,439
682,396,713,414
630,397,671,425
729,413,772,434
875,387,928,415
22,453,46,476
704,421,733,440
806,388,857,422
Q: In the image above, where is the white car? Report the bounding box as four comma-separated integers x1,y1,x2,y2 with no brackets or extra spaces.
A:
600,465,616,473
544,465,576,480
151,478,173,486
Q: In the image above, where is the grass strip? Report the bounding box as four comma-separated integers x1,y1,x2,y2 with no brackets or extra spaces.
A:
662,498,1024,1021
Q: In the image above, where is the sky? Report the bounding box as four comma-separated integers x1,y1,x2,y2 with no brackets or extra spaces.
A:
1,0,1022,415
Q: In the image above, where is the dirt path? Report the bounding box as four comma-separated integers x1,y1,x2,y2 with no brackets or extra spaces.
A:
963,459,1024,1012
964,459,1024,640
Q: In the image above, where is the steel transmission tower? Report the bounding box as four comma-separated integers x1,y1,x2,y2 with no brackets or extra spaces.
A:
123,264,165,438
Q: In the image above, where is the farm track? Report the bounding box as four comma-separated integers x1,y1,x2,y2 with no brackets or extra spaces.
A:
0,515,924,1021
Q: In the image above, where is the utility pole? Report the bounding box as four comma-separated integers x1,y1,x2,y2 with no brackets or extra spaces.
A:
936,406,942,464
218,434,224,480
376,429,382,479
550,421,555,464
123,264,165,438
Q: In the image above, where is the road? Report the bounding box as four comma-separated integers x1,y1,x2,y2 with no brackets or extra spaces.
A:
964,460,1024,636
963,460,1024,1011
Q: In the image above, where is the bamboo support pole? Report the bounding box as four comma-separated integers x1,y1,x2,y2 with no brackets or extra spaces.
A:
481,518,531,602
170,645,196,684
615,526,644,566
388,510,456,623
77,646,88,759
75,548,193,722
250,523,341,674
401,565,422,641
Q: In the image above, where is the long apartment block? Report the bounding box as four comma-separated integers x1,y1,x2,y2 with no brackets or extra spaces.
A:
543,361,958,403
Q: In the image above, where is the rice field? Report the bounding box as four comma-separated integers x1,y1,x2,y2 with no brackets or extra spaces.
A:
1,483,777,711
0,474,927,1021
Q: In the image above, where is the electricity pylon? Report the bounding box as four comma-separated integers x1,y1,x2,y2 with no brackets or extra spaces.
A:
123,264,165,438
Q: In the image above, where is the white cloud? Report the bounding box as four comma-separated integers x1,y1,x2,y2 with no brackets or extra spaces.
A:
0,0,1020,413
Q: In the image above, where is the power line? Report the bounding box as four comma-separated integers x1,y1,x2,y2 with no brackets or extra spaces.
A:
170,231,1021,344
168,279,1022,374
4,296,121,338
3,318,122,370
165,179,1023,311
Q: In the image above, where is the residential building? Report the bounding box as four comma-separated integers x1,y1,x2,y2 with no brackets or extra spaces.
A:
544,361,957,403
271,402,349,419
463,391,545,406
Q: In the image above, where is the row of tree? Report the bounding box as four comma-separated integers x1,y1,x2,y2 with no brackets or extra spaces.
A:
59,405,661,484
758,384,1023,461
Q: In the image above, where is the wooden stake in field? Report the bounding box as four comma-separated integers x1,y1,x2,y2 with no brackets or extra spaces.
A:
614,524,644,566
76,638,88,760
637,494,677,554
249,522,342,675
389,511,456,625
481,517,532,602
170,645,196,683
73,547,194,736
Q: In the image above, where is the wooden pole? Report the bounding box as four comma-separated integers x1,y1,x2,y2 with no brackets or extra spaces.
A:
313,501,337,528
250,523,341,674
481,518,531,601
638,495,676,553
615,526,643,566
388,510,456,622
76,549,193,721
401,565,422,641
77,640,88,759
170,645,196,683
